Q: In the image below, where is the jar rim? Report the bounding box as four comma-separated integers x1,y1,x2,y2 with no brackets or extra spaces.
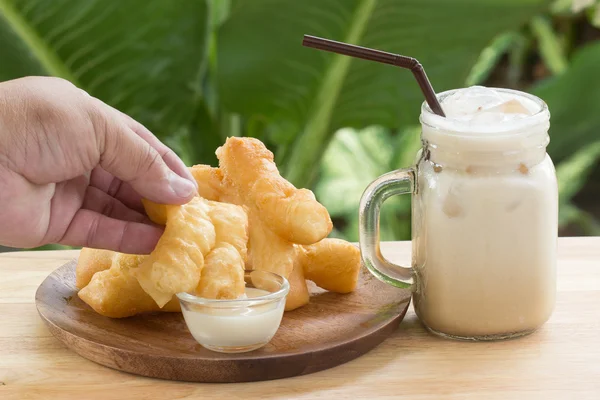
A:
420,87,549,136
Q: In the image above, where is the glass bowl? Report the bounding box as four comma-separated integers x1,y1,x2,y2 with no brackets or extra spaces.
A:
177,269,289,353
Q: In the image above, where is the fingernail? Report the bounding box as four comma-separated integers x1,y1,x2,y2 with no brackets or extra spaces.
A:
168,172,197,198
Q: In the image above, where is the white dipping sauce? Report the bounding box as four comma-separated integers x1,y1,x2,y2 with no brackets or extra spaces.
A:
181,288,285,349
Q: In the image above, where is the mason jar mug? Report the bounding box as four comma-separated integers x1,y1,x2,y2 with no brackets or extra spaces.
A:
359,89,557,341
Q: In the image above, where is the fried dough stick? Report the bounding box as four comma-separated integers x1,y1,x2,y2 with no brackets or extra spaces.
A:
77,252,180,318
78,197,248,317
189,137,360,311
136,197,248,307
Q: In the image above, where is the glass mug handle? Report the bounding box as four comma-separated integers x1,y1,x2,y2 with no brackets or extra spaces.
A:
359,168,416,288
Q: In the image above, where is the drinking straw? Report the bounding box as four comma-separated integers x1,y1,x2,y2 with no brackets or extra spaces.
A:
302,35,445,117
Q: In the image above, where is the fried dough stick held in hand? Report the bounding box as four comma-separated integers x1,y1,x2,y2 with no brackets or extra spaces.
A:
135,197,249,307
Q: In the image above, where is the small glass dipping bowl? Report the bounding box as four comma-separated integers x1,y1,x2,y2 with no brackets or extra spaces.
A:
177,270,289,353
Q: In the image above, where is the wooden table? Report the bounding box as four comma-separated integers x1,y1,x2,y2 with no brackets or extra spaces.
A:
1,238,599,399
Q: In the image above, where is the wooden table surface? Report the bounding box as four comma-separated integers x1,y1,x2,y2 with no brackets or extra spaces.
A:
1,237,599,400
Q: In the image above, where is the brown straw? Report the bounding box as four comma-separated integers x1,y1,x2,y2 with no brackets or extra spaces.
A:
302,35,445,117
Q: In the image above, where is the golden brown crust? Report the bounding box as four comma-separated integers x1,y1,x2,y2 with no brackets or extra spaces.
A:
284,257,310,311
78,137,359,317
77,253,180,318
300,239,361,293
196,243,245,299
141,199,167,225
217,137,333,246
75,248,115,289
187,139,361,311
134,197,248,307
189,165,224,202
78,197,248,317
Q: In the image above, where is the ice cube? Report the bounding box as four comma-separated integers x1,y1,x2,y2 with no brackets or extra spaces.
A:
468,111,506,125
442,185,463,218
442,86,505,118
485,99,532,115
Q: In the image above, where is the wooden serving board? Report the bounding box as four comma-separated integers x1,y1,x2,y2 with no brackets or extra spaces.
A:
35,260,411,383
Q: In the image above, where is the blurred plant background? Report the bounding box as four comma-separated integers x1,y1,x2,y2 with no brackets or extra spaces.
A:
0,0,599,252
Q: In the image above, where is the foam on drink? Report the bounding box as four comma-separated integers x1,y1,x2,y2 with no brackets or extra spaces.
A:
441,86,535,122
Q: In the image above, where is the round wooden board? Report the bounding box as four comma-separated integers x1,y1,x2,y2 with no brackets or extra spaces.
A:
35,260,411,383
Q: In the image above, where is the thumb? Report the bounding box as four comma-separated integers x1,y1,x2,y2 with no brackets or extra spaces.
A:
94,110,196,205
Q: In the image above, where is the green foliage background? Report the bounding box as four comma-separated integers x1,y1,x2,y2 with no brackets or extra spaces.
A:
0,0,599,250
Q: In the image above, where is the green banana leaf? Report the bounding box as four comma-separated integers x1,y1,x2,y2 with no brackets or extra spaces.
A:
316,125,421,241
0,0,212,157
533,42,600,162
556,141,600,228
560,204,600,235
465,32,523,86
530,15,568,75
317,126,394,217
557,141,600,203
217,0,550,188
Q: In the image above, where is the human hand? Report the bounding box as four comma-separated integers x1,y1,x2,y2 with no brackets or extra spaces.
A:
0,77,198,253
